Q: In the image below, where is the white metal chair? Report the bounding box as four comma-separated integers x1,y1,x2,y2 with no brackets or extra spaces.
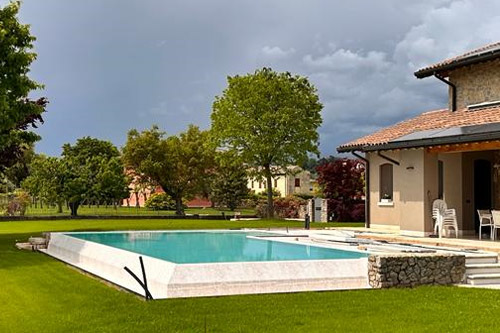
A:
441,208,458,238
491,210,500,240
432,199,447,237
477,209,493,240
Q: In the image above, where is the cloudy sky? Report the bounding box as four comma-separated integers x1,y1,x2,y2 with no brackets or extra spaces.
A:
9,0,500,156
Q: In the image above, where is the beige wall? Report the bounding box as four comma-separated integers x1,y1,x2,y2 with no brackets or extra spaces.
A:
248,170,312,197
437,153,463,230
369,149,442,235
369,147,500,236
448,58,500,109
368,151,401,228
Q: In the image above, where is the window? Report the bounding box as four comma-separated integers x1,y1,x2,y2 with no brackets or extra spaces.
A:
274,179,278,187
251,181,254,189
438,160,444,199
379,163,393,201
259,182,262,189
295,178,300,187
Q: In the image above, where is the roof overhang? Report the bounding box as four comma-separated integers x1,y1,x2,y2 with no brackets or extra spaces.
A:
414,48,500,79
337,123,500,153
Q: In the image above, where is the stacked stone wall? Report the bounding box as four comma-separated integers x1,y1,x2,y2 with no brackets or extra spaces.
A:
449,58,500,109
368,253,465,288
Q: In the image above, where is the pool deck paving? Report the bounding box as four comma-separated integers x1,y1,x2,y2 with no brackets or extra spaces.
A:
328,227,500,254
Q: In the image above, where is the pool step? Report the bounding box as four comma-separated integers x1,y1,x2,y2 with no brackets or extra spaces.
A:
465,263,500,275
465,254,498,265
464,253,500,286
467,273,500,285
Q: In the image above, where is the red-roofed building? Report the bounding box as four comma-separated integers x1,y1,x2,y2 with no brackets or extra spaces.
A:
338,42,500,238
122,175,212,209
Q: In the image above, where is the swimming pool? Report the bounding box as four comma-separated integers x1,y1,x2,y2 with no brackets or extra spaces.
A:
69,231,367,264
44,230,370,299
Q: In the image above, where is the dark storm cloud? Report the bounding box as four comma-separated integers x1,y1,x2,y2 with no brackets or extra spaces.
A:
9,0,500,155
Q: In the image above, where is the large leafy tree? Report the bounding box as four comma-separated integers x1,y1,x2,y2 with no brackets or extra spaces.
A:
122,125,214,215
60,137,128,216
22,154,65,212
211,68,322,217
210,157,249,211
0,1,47,173
316,158,365,222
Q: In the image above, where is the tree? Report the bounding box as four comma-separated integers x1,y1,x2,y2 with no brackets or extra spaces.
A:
316,158,365,222
3,144,35,187
60,137,128,216
211,158,249,211
300,155,337,177
0,2,47,173
122,125,215,215
93,157,130,209
211,68,322,217
22,154,65,212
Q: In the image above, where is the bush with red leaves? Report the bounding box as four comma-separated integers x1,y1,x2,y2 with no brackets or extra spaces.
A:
316,158,365,222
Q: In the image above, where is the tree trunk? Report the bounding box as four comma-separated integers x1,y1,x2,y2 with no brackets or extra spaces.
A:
175,196,184,215
69,202,79,216
264,165,274,218
135,192,140,208
57,202,63,214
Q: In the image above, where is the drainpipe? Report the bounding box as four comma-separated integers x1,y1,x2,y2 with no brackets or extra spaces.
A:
434,74,457,111
352,151,370,229
377,151,400,165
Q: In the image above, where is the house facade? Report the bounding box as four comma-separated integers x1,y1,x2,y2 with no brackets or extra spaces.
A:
247,166,313,197
338,42,500,237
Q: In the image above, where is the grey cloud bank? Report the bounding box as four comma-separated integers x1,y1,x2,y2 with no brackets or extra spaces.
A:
11,0,500,156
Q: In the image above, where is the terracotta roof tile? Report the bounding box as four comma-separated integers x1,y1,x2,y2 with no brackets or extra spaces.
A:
338,105,500,151
415,41,500,78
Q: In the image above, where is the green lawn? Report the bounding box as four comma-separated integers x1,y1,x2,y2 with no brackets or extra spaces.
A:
24,205,256,216
1,219,499,332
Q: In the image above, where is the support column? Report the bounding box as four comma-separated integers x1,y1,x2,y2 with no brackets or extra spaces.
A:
493,150,500,209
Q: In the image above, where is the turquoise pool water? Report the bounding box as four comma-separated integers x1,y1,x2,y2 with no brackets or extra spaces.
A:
68,231,367,264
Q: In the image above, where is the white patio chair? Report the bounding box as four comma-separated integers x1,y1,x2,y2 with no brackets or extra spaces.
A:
477,209,493,240
441,208,458,238
491,210,500,240
432,199,447,237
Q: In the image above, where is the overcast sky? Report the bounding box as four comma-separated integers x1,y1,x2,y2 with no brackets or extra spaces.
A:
8,0,500,156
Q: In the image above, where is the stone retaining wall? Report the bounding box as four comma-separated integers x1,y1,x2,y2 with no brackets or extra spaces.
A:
368,253,466,288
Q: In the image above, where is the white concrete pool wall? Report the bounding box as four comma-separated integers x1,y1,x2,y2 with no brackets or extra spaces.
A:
43,230,370,299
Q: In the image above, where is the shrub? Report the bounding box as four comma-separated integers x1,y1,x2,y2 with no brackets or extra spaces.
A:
317,158,365,222
256,195,306,218
4,190,31,216
144,193,175,211
294,193,314,200
327,198,365,222
242,189,280,208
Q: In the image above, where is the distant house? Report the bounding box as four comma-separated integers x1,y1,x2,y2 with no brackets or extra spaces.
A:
122,174,211,208
338,42,500,237
247,166,313,197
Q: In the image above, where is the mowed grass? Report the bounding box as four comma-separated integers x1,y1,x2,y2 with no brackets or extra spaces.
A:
1,219,499,332
24,205,256,216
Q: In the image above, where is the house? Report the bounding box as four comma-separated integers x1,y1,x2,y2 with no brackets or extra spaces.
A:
247,166,313,197
338,42,500,237
122,174,212,208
